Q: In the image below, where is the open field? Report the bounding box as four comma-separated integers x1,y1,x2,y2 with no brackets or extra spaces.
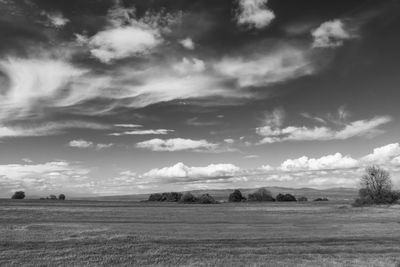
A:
1,199,400,266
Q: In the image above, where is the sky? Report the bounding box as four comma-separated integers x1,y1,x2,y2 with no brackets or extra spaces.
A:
0,0,399,197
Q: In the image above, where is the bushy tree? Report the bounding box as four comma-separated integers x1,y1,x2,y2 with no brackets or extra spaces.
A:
228,189,246,202
11,191,25,199
297,196,308,202
58,194,66,200
198,194,217,204
355,166,399,205
49,195,57,200
160,192,182,202
276,193,297,202
313,197,328,201
247,188,275,202
180,192,198,203
148,193,163,201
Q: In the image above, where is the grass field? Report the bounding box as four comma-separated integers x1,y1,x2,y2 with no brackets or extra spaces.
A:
1,199,400,266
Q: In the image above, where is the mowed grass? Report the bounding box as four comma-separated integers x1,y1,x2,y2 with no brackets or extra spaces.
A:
1,200,400,266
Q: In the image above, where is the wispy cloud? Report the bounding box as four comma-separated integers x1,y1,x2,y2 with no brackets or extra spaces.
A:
257,108,391,143
136,138,218,152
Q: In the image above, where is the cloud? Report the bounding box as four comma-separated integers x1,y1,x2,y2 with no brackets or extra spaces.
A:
68,139,93,148
280,153,359,172
214,47,314,87
224,138,235,144
173,57,205,75
179,37,195,50
77,3,166,63
143,162,240,180
257,115,391,143
0,121,109,138
41,11,70,28
68,139,113,149
136,138,218,152
311,19,353,48
361,143,400,164
0,58,87,122
236,0,275,29
109,129,173,136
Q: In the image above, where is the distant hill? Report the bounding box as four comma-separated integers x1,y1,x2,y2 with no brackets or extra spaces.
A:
81,186,357,202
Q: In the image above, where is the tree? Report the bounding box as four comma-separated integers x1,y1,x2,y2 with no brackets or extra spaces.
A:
228,189,246,202
360,166,393,203
247,188,275,202
198,194,217,204
58,194,66,200
276,193,297,202
354,166,400,205
11,191,25,199
49,194,57,200
180,192,198,203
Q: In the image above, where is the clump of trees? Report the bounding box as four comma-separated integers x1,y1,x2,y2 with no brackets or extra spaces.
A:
148,192,183,202
148,191,218,204
11,191,25,199
276,193,297,202
229,189,246,202
313,197,328,201
354,166,399,206
247,188,275,202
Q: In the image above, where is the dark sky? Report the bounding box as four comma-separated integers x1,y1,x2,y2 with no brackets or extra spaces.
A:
0,0,399,197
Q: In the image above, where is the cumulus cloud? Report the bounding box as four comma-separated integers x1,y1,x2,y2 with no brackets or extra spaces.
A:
311,19,353,48
214,47,314,87
236,0,275,29
361,143,400,164
76,3,168,63
136,138,218,152
280,153,359,172
257,114,391,143
41,11,70,28
179,37,195,50
143,162,240,180
68,139,113,149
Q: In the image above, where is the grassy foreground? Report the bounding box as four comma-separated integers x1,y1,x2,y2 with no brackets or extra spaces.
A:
1,199,400,266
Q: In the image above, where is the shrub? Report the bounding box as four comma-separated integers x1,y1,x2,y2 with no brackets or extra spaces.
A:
313,197,328,201
247,188,275,202
180,192,198,203
198,194,217,204
229,189,246,202
297,196,308,202
148,193,163,201
276,193,297,202
58,194,66,200
11,191,25,199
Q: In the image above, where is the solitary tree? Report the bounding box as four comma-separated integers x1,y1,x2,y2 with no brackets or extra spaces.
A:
229,189,246,202
360,166,392,202
58,194,66,200
11,191,25,199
